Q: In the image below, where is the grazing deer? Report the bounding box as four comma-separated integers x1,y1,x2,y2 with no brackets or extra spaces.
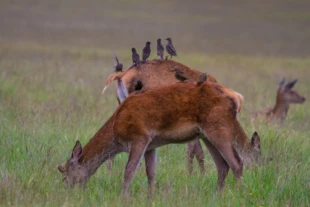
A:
58,80,260,196
253,79,305,123
102,59,243,174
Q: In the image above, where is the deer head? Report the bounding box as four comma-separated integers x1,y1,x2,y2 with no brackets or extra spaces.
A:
278,79,306,104
58,141,89,187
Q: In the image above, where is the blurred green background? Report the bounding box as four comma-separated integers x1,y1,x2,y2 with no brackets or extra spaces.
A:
1,0,310,56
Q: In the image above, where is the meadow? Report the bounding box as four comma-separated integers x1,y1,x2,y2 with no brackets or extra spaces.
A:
1,0,310,206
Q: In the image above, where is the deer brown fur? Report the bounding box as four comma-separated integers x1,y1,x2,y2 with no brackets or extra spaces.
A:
58,80,260,196
253,79,305,123
103,59,244,173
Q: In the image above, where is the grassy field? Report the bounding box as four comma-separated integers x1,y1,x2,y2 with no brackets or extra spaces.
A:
1,1,310,206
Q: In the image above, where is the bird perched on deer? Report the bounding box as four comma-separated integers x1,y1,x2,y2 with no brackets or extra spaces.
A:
113,53,123,72
142,41,151,63
131,48,140,67
157,38,164,60
166,37,177,59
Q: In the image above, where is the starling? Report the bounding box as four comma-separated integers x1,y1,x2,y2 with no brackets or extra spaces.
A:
142,41,151,63
197,73,207,86
165,37,177,59
113,53,123,72
132,48,140,66
157,38,164,60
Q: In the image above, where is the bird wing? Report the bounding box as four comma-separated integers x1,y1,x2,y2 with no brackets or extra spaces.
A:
157,45,160,55
134,53,140,63
170,44,177,56
142,48,147,59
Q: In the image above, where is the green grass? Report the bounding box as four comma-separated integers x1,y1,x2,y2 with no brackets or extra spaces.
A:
1,1,310,206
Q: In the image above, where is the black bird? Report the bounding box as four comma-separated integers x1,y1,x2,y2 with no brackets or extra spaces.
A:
142,41,151,63
132,48,140,66
165,37,177,59
197,73,207,86
113,53,123,72
157,38,164,60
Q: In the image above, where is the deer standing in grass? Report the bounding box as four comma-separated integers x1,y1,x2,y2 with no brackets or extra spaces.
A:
58,79,260,196
254,79,305,123
103,59,243,173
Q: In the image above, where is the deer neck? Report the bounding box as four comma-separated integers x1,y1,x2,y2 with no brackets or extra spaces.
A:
78,115,123,175
233,120,254,163
272,93,290,121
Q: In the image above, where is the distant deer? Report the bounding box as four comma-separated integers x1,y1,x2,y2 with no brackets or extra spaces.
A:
102,59,243,174
58,80,260,196
253,78,305,123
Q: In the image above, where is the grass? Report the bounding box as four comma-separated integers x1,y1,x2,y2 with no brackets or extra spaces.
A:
1,1,310,206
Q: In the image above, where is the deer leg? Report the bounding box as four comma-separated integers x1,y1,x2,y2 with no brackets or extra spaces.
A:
106,157,114,173
208,129,243,180
202,138,229,189
144,149,157,195
218,143,243,180
193,140,205,174
187,141,195,174
122,139,150,196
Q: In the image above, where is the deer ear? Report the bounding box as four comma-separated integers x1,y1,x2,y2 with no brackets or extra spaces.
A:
251,131,260,150
70,141,83,163
116,78,129,103
199,73,207,82
58,165,65,173
279,78,286,87
197,73,207,86
285,79,298,90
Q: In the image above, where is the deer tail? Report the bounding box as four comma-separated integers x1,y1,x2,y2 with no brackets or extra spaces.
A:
222,87,244,114
235,92,244,113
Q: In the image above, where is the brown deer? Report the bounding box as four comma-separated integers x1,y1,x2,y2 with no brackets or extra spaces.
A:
58,80,260,196
102,59,243,173
253,78,305,123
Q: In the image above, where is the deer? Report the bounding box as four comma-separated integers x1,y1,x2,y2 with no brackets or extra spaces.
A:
253,78,305,123
102,59,243,174
58,78,261,196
